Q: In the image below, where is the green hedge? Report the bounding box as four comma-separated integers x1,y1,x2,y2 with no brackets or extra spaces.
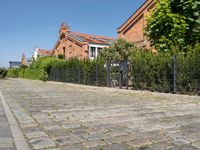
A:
7,68,19,78
7,57,106,84
130,51,173,93
48,58,107,86
176,45,200,94
130,44,200,95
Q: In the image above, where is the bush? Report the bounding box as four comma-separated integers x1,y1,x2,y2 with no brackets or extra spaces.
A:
48,58,106,86
57,54,65,59
130,50,173,93
177,44,200,94
130,44,200,95
18,68,47,81
0,68,8,78
7,68,19,78
7,57,106,84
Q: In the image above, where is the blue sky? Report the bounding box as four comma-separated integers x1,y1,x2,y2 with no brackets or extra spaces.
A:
0,0,145,67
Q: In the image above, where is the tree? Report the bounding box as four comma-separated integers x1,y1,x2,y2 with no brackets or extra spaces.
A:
170,0,200,46
145,0,200,52
99,39,138,61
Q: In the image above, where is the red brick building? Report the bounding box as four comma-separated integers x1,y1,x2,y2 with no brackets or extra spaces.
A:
52,23,114,60
117,0,155,48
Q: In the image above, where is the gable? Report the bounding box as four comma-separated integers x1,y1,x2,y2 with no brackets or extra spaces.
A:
117,0,155,37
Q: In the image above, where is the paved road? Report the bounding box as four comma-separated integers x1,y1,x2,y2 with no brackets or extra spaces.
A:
0,79,200,150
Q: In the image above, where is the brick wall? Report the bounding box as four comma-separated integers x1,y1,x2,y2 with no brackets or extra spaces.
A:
117,0,155,49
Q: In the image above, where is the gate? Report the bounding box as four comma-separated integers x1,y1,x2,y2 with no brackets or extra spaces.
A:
106,60,129,89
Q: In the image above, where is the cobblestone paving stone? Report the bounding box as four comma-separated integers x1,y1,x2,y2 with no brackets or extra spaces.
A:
0,85,16,150
0,78,200,150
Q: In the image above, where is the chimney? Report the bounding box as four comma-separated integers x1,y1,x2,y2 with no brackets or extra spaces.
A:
59,23,70,35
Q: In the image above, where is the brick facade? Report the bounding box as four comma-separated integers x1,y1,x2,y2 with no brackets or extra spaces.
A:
117,0,155,49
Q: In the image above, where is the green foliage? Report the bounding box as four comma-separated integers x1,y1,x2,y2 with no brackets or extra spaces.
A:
20,64,28,69
176,44,200,94
100,39,139,61
50,58,106,86
145,0,200,52
170,0,200,46
18,68,47,81
7,68,20,78
130,44,200,94
7,56,106,84
130,50,173,92
0,68,8,79
57,54,65,59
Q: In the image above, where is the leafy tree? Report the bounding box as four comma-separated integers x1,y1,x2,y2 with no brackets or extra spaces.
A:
145,0,200,52
170,0,200,46
99,39,139,61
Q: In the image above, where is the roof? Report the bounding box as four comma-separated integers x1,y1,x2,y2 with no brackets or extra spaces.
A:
69,32,115,45
38,49,54,56
117,0,155,33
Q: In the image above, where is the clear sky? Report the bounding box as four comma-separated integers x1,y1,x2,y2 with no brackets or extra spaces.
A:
0,0,145,68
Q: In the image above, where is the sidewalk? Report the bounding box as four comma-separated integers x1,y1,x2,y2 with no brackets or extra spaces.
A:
0,96,16,150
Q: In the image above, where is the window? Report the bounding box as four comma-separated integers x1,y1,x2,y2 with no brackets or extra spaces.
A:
90,47,96,57
63,47,66,54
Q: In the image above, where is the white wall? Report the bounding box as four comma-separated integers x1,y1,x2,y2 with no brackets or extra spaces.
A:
33,49,40,60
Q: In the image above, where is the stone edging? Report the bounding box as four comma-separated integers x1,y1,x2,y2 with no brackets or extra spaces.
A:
0,90,30,150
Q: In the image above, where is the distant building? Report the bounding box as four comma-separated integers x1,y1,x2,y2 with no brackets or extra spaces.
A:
117,0,155,49
52,23,115,60
9,61,21,68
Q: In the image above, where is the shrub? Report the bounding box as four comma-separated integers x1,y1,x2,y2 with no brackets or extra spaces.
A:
130,50,173,93
130,44,200,95
58,54,65,59
0,68,8,78
177,44,200,94
7,68,19,78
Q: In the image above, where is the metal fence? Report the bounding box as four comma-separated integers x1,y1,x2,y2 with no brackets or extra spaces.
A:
49,65,107,86
48,61,130,88
48,57,200,95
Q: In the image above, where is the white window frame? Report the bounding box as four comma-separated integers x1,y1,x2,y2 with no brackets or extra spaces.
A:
89,44,108,60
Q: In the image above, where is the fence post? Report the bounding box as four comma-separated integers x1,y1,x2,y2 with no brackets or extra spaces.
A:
106,60,111,87
119,62,122,89
78,67,81,84
96,64,99,86
173,55,177,94
49,69,51,81
126,62,129,90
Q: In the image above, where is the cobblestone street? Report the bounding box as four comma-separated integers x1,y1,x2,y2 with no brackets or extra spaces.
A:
0,78,200,150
